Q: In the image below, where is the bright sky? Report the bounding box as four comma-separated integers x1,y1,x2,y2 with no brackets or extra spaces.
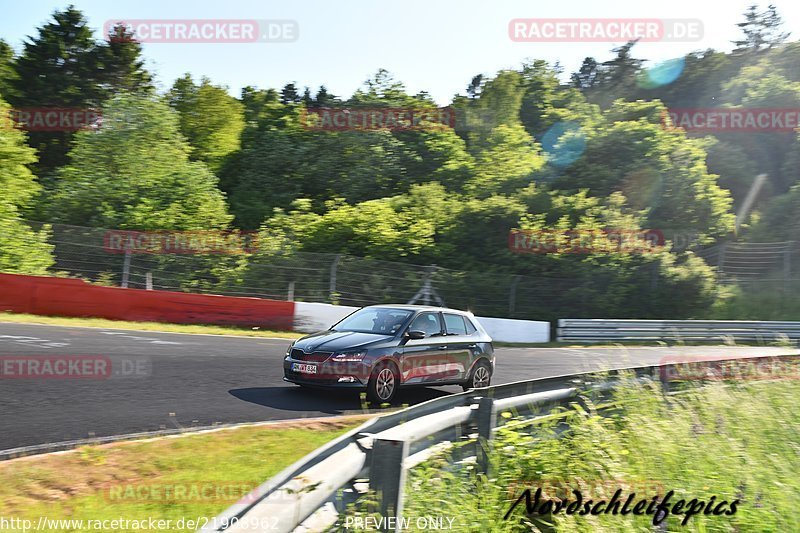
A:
2,0,799,104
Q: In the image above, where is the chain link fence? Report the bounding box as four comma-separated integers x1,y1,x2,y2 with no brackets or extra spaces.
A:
10,221,800,322
9,221,634,321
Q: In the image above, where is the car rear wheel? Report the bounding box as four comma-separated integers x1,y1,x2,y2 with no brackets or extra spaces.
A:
462,360,492,391
367,362,399,404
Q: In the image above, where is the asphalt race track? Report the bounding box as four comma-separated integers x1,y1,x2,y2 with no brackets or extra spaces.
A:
0,322,796,451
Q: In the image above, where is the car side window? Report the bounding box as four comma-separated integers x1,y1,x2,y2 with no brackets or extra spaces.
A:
443,313,467,336
409,312,443,337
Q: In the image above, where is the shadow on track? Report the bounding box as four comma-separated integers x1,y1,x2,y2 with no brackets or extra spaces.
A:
229,385,456,414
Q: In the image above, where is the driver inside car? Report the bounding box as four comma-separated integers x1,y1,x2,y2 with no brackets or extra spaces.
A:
373,311,404,334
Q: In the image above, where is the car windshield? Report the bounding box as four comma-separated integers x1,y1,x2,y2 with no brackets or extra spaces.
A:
332,308,413,335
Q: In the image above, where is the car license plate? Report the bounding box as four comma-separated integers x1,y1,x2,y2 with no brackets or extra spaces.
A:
292,363,317,374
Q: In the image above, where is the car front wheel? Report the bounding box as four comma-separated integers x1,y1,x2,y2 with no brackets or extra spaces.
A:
367,362,399,404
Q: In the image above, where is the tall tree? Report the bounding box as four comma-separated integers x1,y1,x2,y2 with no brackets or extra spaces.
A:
10,6,152,179
166,74,245,172
0,39,17,100
467,124,545,196
314,85,337,106
466,74,483,99
0,95,54,273
462,70,526,150
280,83,301,104
93,23,153,98
733,4,790,54
571,57,599,90
589,41,643,107
47,94,231,230
350,69,418,106
239,86,284,130
10,6,98,178
552,100,734,239
301,86,313,107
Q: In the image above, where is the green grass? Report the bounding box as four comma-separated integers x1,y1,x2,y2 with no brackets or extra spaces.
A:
0,417,367,532
345,378,800,532
0,312,302,339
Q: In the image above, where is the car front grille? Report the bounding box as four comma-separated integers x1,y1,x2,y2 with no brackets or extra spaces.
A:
290,349,333,363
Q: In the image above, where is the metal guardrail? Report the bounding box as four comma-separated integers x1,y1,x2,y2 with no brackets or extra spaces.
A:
557,319,800,342
200,352,800,533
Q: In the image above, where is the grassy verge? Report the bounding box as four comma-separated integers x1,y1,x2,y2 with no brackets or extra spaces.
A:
0,417,367,532
0,312,302,339
346,379,800,531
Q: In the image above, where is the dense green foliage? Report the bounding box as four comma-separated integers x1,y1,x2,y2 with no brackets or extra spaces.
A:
166,75,245,172
1,5,800,319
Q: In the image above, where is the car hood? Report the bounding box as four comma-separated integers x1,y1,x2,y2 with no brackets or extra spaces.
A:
292,330,394,353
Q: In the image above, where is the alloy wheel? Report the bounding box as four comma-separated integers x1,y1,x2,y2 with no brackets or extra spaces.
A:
376,368,395,400
473,365,491,388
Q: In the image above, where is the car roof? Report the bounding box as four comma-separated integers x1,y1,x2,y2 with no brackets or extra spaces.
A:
364,304,472,315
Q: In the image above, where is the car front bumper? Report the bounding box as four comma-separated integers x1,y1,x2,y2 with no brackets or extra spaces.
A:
283,357,370,388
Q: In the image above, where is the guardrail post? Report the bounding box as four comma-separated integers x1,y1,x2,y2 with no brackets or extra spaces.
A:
476,396,496,476
370,438,409,532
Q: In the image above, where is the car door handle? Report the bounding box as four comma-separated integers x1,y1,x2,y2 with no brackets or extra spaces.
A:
438,345,448,350
468,344,477,348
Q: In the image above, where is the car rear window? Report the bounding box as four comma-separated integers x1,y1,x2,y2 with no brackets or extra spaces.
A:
464,317,478,335
443,313,467,335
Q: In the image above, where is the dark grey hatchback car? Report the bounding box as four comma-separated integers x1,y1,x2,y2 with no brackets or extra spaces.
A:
283,304,495,403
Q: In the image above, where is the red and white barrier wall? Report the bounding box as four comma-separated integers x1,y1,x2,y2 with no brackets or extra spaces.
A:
0,273,295,329
0,273,550,342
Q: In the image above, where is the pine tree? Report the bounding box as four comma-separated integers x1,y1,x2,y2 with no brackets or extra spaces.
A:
93,23,153,98
314,85,337,106
467,75,483,99
301,86,313,107
733,4,790,53
571,58,599,90
10,6,152,178
280,83,301,104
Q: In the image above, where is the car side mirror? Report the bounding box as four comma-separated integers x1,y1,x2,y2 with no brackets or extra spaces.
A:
406,330,426,340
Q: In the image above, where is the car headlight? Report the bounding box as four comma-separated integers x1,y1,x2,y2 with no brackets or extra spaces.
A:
330,351,367,362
